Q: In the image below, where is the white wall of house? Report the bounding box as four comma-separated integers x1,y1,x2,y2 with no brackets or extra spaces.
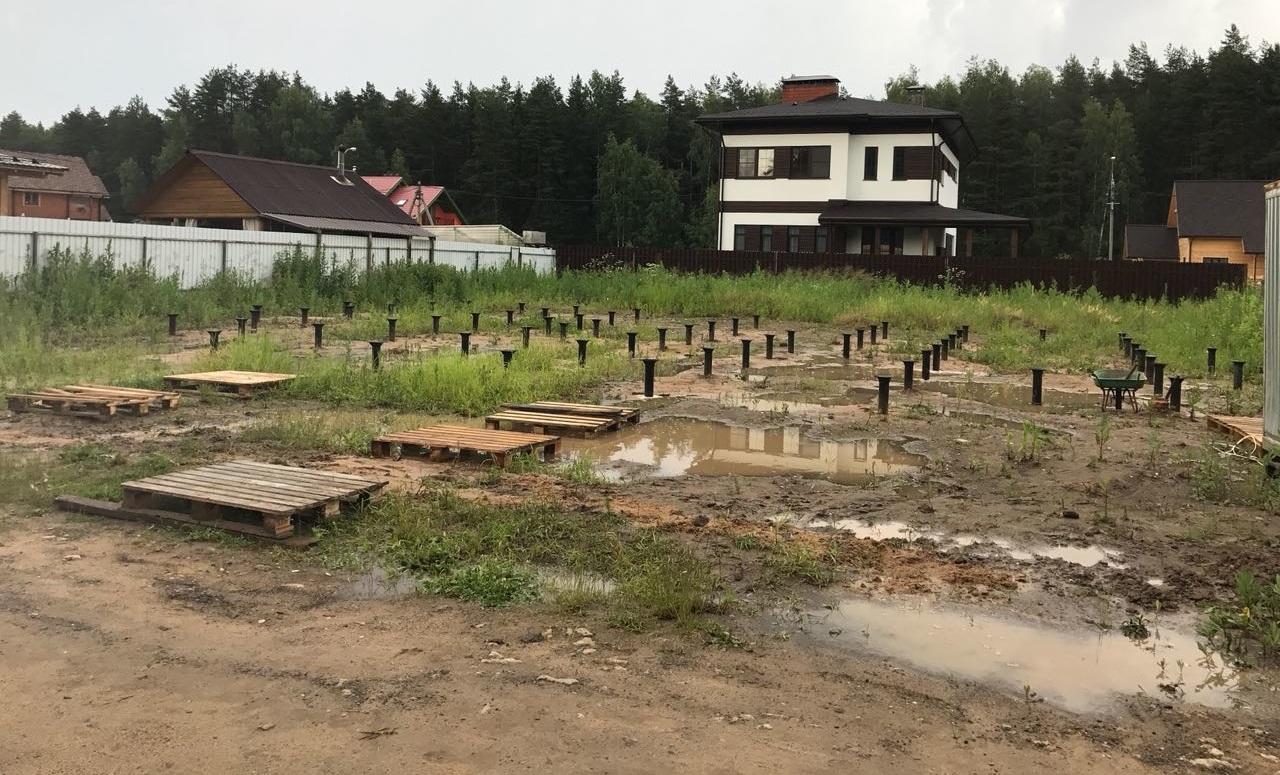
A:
845,132,959,203
717,128,965,251
719,212,822,251
722,132,849,202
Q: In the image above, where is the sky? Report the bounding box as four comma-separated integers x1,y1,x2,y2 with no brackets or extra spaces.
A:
4,0,1277,124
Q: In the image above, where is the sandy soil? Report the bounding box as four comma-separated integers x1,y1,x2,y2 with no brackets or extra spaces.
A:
3,320,1280,773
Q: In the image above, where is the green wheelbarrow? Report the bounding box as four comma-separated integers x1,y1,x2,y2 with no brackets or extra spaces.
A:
1091,367,1146,411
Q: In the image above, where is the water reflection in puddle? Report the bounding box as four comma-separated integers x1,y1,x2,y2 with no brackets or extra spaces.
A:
563,418,925,485
805,517,1126,568
811,598,1237,713
719,391,869,415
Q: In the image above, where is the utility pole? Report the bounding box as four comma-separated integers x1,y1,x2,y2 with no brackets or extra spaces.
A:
1107,155,1117,261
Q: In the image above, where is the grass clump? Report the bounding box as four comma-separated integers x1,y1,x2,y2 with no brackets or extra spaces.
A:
1200,570,1280,666
318,490,718,627
423,562,540,607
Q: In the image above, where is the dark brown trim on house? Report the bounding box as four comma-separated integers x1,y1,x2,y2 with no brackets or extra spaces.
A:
721,201,830,214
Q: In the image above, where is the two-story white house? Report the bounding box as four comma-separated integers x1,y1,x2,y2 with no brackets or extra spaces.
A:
695,75,1027,256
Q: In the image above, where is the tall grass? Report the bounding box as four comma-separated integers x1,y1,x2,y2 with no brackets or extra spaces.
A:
1,245,1263,388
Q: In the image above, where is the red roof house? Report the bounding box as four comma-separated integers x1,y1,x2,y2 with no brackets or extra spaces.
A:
361,175,465,226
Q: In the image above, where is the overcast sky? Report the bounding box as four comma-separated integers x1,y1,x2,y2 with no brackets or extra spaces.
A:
4,0,1277,124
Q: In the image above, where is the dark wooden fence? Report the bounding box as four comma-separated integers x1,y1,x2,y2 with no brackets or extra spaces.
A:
555,245,1246,302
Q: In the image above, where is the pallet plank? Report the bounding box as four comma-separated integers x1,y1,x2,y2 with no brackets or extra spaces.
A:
373,424,561,465
54,496,318,547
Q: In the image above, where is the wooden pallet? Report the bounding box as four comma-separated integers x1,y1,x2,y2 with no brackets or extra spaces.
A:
484,409,621,435
500,401,641,423
162,370,296,397
6,384,180,419
119,460,387,538
1206,414,1265,456
371,425,560,466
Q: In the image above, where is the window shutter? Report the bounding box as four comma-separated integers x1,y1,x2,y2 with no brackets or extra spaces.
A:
903,147,933,180
723,147,740,178
773,147,791,178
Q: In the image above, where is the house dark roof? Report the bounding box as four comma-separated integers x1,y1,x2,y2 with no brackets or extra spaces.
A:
696,97,977,163
1124,225,1179,260
818,200,1030,228
0,149,105,196
1173,180,1266,253
189,150,417,226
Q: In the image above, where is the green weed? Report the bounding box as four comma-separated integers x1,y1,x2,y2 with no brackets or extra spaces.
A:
1199,570,1280,666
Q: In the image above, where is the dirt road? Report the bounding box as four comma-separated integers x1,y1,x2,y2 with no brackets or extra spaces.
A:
2,513,1274,774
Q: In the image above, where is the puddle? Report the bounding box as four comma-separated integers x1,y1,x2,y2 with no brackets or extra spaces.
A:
920,381,1098,410
339,567,418,600
563,418,925,485
805,517,1126,568
719,391,863,415
811,598,1238,713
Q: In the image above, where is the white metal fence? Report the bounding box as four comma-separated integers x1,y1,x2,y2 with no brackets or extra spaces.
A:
0,217,555,288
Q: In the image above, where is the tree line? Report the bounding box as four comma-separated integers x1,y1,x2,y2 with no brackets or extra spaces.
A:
2,25,1276,257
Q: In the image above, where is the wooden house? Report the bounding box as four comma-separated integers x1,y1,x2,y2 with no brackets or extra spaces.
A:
131,150,423,237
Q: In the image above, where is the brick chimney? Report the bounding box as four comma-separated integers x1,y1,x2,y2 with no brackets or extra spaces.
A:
780,75,840,104
905,85,926,106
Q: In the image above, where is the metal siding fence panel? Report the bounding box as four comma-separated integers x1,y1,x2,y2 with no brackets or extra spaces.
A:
0,217,558,287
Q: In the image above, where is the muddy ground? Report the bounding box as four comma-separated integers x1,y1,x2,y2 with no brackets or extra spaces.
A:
2,321,1280,773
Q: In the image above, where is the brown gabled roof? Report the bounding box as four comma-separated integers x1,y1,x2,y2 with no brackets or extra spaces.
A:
1124,225,1179,260
132,150,420,235
0,149,106,197
191,150,417,224
1172,180,1266,253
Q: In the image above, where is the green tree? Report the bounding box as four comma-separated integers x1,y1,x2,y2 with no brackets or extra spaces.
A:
116,158,147,212
596,134,681,246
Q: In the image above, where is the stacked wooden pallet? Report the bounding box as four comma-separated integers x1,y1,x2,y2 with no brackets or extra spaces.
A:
162,370,296,397
371,425,560,466
485,401,641,435
6,384,180,419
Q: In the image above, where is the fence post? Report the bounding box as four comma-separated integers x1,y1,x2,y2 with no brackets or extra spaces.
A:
220,241,228,273
406,237,413,263
141,236,149,268
365,234,374,274
29,231,38,271
385,245,391,266
428,236,436,265
474,251,480,272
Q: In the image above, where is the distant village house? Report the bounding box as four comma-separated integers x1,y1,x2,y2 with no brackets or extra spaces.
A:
0,150,108,221
1124,180,1266,281
130,150,423,238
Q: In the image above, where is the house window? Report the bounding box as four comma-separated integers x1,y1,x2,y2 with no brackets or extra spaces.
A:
790,146,831,179
760,226,774,251
864,147,878,180
1203,257,1228,264
816,227,829,253
736,148,775,179
22,192,39,206
861,227,905,254
787,227,800,252
892,148,907,180
733,225,746,251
